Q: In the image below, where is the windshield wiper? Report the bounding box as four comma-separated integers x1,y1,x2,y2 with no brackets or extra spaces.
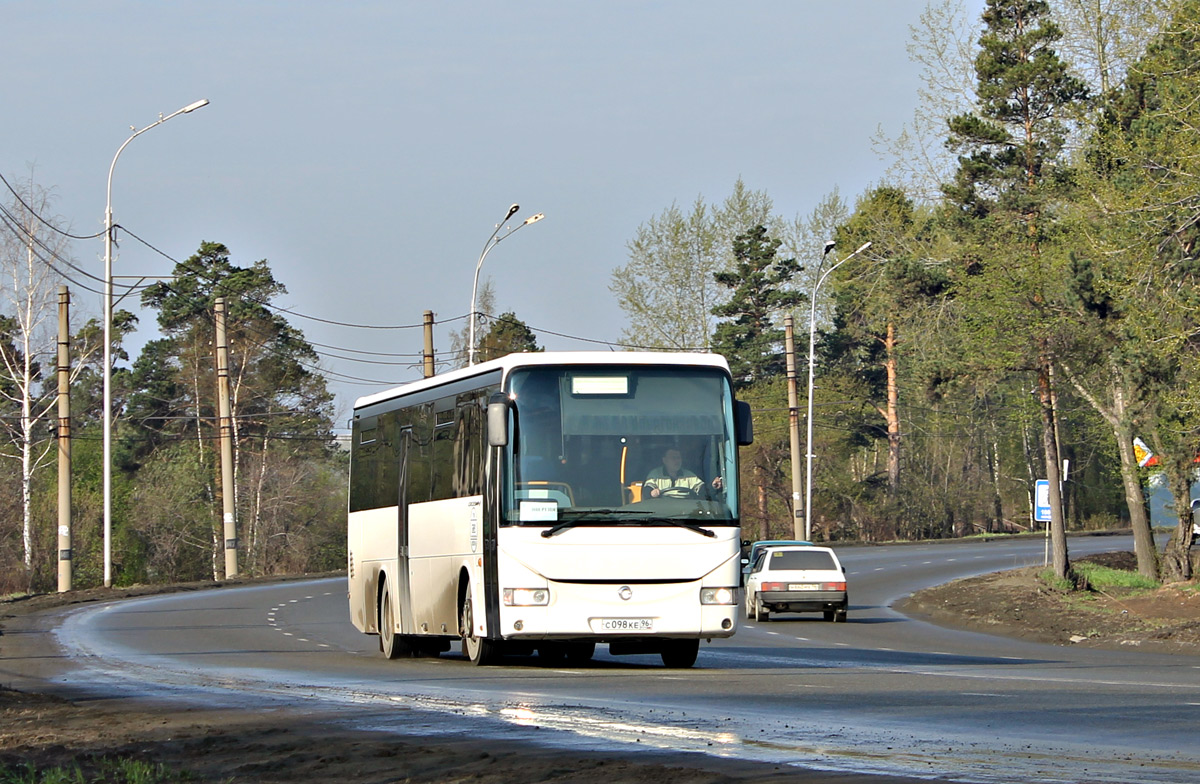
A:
540,509,650,538
646,517,717,538
540,513,718,539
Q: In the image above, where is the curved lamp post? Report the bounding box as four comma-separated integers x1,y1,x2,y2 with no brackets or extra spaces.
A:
467,205,544,366
103,98,209,587
804,240,871,541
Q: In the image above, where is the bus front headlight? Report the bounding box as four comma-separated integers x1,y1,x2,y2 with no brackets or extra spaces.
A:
699,587,735,605
503,588,550,606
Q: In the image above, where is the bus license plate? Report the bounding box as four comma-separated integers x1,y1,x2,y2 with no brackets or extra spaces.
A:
597,618,653,632
789,583,819,591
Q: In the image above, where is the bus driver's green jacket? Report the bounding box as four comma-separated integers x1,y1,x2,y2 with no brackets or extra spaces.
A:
643,467,706,496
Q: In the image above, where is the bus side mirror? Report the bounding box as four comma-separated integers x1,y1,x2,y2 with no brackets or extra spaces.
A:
735,400,753,446
487,397,510,447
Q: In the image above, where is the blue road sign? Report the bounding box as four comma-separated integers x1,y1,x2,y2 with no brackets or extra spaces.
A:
1035,479,1051,522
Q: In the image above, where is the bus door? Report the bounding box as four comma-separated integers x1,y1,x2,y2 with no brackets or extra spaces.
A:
395,430,415,635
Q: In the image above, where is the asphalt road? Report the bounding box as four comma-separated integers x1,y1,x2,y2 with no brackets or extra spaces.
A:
33,535,1200,783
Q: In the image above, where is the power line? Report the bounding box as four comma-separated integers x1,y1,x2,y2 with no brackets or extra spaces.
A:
0,170,105,240
118,226,443,330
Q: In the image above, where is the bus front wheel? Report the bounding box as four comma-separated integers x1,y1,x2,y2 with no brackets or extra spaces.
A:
460,590,498,665
660,639,699,668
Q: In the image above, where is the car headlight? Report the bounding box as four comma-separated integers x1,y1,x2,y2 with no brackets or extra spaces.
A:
503,588,549,606
699,587,735,605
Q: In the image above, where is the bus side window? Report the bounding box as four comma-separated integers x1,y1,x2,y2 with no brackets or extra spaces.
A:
405,404,433,506
431,402,455,501
453,397,484,497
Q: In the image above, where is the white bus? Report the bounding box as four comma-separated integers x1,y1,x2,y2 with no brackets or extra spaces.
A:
347,352,752,667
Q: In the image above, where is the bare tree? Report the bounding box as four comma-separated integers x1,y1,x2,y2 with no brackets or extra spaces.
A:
1051,0,1179,93
872,0,980,202
448,280,496,369
0,177,74,583
610,179,778,350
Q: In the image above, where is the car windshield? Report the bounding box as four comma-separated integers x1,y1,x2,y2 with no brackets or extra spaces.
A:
766,550,837,570
501,366,740,526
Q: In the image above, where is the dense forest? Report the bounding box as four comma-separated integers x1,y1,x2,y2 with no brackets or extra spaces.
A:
3,0,1199,593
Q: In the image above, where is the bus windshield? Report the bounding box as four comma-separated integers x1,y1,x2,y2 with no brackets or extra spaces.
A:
503,366,739,527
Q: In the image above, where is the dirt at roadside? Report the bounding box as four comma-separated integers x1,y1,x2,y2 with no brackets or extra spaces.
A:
900,550,1200,654
2,553,1197,783
0,687,893,784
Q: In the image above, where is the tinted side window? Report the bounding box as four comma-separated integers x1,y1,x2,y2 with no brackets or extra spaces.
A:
349,412,401,511
453,394,485,497
406,403,433,505
431,398,456,501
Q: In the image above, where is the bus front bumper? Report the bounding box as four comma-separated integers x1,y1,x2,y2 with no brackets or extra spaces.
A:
498,580,737,640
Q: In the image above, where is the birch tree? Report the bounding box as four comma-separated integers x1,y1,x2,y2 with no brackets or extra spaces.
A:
0,180,71,583
873,0,980,202
1051,0,1179,93
611,179,777,350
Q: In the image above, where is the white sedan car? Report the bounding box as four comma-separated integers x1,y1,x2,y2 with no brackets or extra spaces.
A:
744,545,848,622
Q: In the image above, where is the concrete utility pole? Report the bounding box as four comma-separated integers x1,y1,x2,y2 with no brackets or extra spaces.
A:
423,310,435,378
784,315,804,540
214,297,238,579
56,286,72,593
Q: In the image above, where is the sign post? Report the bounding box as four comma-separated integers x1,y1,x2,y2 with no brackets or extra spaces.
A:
1035,479,1051,565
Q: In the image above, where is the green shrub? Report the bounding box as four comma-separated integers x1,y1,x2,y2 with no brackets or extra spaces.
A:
1074,561,1160,591
1039,569,1074,592
0,758,187,784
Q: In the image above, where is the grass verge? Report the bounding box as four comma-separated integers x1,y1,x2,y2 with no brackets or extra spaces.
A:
0,759,192,784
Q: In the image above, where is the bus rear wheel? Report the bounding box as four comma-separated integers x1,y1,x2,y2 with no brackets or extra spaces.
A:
460,590,498,665
660,639,699,668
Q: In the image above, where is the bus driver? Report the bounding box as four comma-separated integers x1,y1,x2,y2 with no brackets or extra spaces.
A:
644,447,723,499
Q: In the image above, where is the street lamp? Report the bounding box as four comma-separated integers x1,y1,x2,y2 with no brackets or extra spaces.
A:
467,205,544,366
804,240,871,541
102,98,208,587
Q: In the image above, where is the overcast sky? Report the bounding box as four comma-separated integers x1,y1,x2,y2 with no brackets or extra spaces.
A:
5,1,985,426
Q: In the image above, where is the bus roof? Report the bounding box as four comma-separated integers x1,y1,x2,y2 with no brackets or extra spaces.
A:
353,351,732,411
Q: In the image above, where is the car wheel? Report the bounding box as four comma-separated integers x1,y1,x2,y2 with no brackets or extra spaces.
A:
754,594,768,622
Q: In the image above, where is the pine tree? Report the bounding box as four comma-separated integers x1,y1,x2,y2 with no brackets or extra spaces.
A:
943,0,1088,580
477,312,541,363
711,225,804,387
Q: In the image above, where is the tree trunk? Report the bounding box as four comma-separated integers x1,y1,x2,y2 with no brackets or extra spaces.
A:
755,460,768,541
1060,361,1157,579
21,403,32,583
1038,357,1070,580
1161,463,1195,582
1115,418,1158,579
884,320,900,497
253,433,270,574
